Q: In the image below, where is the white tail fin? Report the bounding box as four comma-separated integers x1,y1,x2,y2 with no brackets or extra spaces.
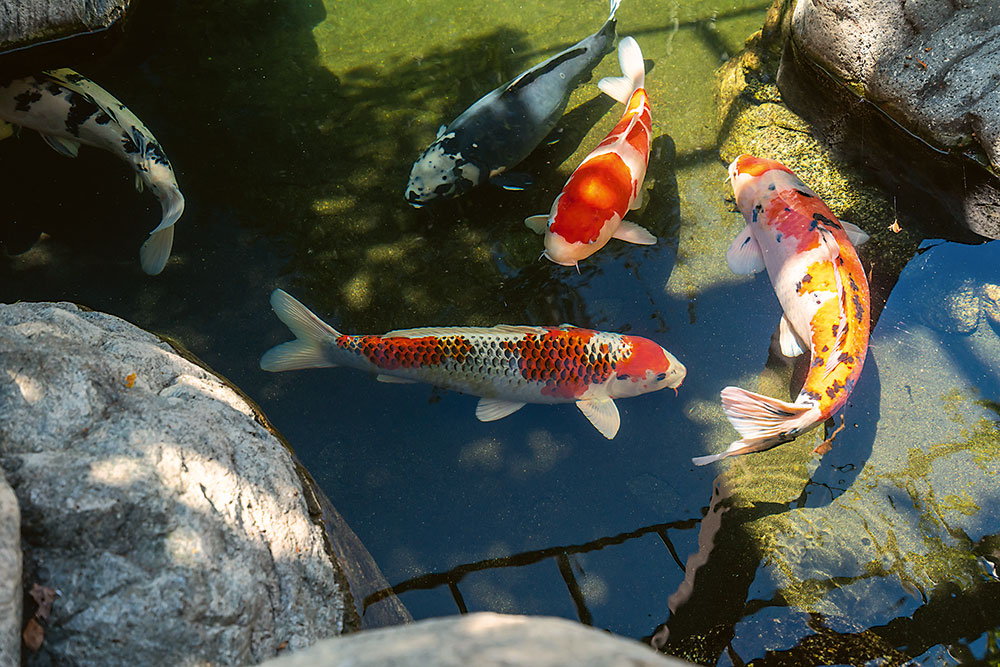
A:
139,225,174,275
598,36,644,104
260,289,342,372
140,185,185,275
692,386,822,465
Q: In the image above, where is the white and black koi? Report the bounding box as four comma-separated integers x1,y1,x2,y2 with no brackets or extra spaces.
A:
0,68,184,274
404,0,622,206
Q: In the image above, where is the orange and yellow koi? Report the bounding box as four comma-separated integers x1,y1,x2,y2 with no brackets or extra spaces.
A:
525,36,655,267
693,155,871,465
261,289,685,439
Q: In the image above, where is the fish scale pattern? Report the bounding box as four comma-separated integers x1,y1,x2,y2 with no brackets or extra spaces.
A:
336,327,632,400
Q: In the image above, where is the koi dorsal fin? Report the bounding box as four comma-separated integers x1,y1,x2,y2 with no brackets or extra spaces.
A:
382,325,548,339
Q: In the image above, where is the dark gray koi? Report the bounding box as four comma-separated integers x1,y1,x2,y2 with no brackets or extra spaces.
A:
404,0,622,206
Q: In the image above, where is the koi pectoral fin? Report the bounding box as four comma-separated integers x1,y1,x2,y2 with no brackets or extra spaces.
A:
839,219,870,247
576,398,621,439
613,220,656,245
778,314,807,357
726,224,765,274
41,133,80,158
629,187,647,211
524,215,549,235
490,171,533,191
475,398,527,422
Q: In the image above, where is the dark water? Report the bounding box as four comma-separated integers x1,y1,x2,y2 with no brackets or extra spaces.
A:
2,0,999,664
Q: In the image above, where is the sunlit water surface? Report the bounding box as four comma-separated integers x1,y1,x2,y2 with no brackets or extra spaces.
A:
1,0,998,664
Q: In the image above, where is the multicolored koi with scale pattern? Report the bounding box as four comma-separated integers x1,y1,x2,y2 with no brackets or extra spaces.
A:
260,289,685,439
525,36,656,267
692,155,871,465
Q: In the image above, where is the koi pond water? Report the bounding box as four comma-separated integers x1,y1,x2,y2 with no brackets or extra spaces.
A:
2,0,999,664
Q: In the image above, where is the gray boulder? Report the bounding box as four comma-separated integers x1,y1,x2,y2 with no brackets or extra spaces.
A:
0,0,129,52
0,301,350,665
259,613,691,667
0,471,20,667
792,0,1000,173
789,0,1000,239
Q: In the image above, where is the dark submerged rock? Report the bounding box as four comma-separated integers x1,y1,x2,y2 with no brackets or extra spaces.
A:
0,0,128,53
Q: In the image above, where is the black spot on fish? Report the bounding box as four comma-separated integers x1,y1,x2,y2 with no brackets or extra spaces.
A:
655,372,667,382
839,352,855,365
62,72,87,84
812,356,825,367
95,111,112,125
776,233,782,243
804,389,822,402
121,131,140,155
14,89,42,112
65,92,101,137
768,183,776,191
825,379,845,399
802,273,813,283
45,83,63,96
821,345,829,352
762,403,797,417
618,373,630,380
853,292,864,322
144,138,170,166
505,47,588,95
741,236,751,247
794,189,814,198
813,211,841,229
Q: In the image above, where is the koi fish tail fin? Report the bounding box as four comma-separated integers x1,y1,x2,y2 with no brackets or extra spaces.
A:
608,0,622,21
691,386,822,466
140,185,184,275
260,289,342,372
598,36,644,104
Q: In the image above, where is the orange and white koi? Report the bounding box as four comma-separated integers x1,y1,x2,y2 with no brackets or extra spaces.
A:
692,155,871,465
261,289,685,439
525,36,655,267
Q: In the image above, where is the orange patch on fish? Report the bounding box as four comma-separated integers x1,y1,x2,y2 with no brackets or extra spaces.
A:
550,154,633,243
340,334,473,370
501,328,608,399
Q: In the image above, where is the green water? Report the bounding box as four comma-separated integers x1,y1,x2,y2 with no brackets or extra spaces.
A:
2,0,999,664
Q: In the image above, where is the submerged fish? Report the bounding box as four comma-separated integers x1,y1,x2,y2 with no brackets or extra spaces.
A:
0,68,184,275
692,155,871,465
261,288,685,439
404,0,622,206
525,36,654,267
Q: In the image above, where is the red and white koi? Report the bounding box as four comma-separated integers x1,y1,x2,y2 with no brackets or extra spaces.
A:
261,289,685,439
692,155,871,465
525,36,655,267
